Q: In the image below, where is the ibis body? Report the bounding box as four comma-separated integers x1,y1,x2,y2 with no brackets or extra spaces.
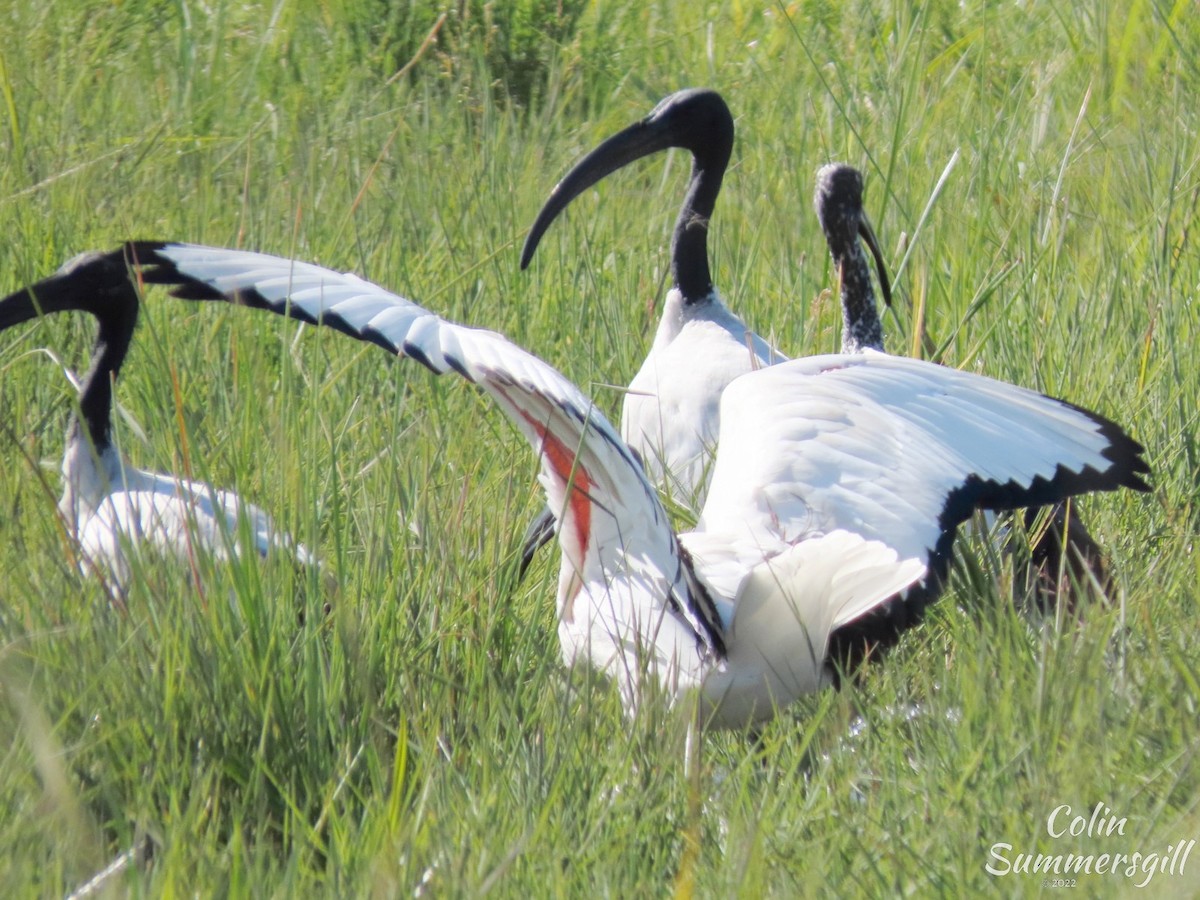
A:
129,241,1149,727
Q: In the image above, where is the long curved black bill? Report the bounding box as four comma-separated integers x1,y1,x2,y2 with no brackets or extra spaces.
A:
520,89,732,272
520,119,679,270
857,214,892,308
0,253,133,329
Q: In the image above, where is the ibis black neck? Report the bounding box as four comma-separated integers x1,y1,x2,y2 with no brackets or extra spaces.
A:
815,164,891,353
75,294,137,451
672,119,730,304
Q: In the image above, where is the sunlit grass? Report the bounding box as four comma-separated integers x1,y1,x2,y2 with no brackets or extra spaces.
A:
0,1,1196,895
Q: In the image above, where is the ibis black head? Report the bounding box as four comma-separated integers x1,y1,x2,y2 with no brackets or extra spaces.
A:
1,250,140,448
814,163,892,309
0,252,138,331
521,88,735,305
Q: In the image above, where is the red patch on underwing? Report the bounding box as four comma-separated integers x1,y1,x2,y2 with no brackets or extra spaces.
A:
519,411,592,565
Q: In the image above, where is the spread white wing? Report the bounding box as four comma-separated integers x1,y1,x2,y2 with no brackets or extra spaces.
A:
127,241,725,661
122,242,1149,724
695,349,1149,638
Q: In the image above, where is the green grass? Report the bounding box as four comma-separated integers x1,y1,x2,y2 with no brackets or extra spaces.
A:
0,0,1197,895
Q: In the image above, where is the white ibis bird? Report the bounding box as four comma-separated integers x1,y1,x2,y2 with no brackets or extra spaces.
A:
0,252,313,592
814,162,1112,605
125,240,1149,727
521,88,785,507
517,89,798,576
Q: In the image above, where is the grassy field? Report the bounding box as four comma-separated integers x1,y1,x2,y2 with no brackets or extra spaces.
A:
0,0,1197,895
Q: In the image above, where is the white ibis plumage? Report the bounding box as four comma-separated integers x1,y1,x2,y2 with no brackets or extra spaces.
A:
124,240,1149,727
814,162,1112,605
516,89,788,576
0,252,313,593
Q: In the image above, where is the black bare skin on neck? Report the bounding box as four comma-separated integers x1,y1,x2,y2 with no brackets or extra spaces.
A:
664,90,733,306
76,290,137,451
816,165,883,353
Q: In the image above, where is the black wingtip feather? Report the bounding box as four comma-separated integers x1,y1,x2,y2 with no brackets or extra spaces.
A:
320,310,362,340
825,401,1150,686
356,325,397,354
122,241,253,305
445,354,475,383
124,241,240,303
1064,398,1152,493
123,242,468,385
401,340,439,375
172,282,231,302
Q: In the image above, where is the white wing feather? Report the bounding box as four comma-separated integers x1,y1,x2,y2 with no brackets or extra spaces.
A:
621,288,786,509
698,349,1139,631
132,242,720,687
696,529,926,726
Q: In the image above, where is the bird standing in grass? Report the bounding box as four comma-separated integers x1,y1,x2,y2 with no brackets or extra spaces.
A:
0,252,313,594
124,240,1150,726
522,88,786,510
517,89,791,576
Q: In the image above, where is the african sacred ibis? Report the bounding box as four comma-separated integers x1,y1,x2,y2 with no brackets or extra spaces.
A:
0,252,313,593
124,240,1149,727
814,162,1112,605
517,88,784,577
521,88,785,508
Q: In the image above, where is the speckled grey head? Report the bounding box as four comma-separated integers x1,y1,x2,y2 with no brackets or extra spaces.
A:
815,163,892,353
